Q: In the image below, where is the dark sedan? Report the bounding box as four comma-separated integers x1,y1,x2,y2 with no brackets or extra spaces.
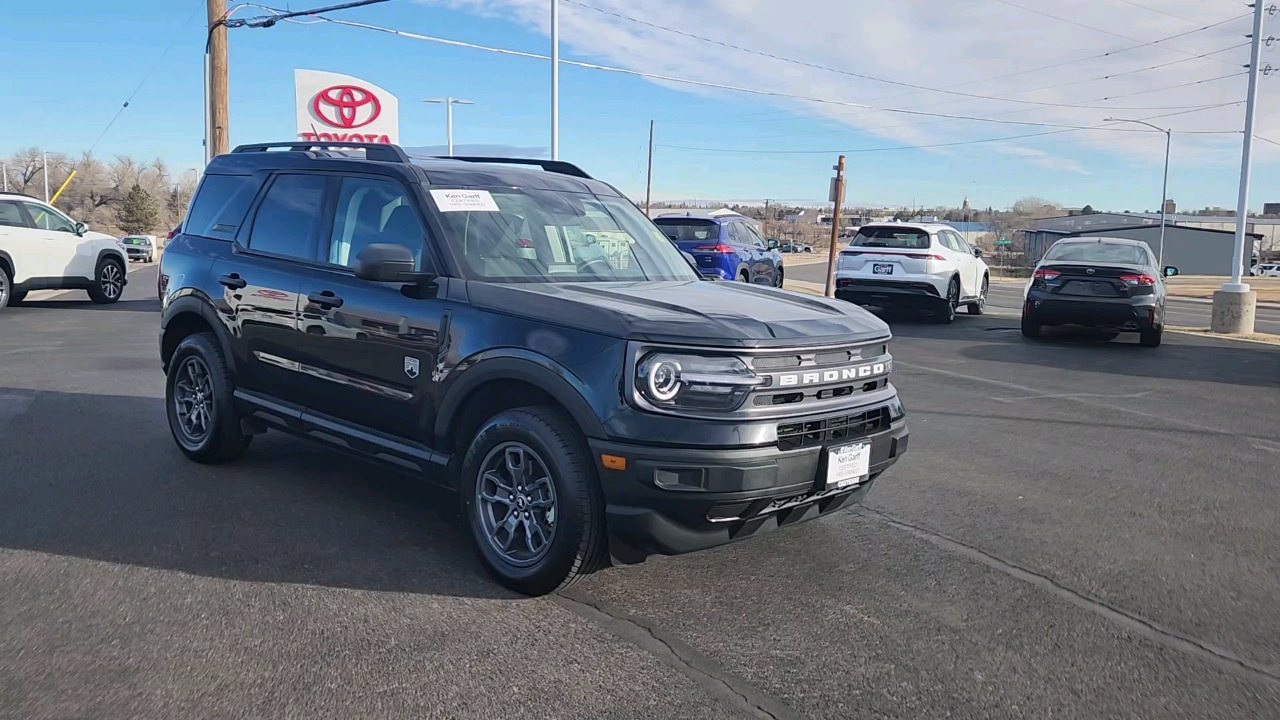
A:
1021,236,1178,347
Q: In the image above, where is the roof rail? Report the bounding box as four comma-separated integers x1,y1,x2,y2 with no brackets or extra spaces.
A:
437,156,592,179
231,142,410,163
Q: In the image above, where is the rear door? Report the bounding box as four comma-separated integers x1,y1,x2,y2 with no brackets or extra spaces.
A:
216,172,326,403
943,230,979,297
0,200,44,283
742,222,778,284
725,222,753,280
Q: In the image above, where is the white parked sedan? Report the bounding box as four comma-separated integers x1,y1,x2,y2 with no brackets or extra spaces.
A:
0,192,129,309
1252,262,1280,277
833,222,989,323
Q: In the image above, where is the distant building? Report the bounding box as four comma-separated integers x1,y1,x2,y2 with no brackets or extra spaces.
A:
1022,223,1262,276
1264,202,1280,215
1164,199,1176,215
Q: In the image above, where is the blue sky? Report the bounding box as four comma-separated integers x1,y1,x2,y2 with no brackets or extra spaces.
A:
3,0,1277,211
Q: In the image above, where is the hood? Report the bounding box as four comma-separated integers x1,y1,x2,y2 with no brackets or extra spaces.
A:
86,230,118,243
466,280,890,348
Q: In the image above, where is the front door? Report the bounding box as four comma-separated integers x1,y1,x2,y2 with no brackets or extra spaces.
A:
293,175,446,440
20,201,90,280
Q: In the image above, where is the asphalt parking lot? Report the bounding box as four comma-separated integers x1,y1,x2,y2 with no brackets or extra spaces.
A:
3,265,1279,719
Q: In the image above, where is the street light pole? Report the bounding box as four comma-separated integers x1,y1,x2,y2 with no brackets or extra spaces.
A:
1105,117,1171,268
423,98,474,157
551,0,560,160
1211,0,1267,334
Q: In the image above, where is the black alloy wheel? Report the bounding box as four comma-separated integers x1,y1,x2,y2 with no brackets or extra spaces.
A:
937,277,959,324
165,332,253,463
968,276,988,315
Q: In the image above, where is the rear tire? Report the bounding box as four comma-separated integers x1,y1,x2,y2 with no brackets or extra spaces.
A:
936,277,959,324
1021,311,1041,338
0,266,11,310
967,276,988,315
460,407,607,596
1139,326,1162,347
88,257,124,304
165,332,252,464
738,269,750,283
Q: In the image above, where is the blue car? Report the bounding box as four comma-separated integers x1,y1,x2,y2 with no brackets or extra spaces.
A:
654,214,784,286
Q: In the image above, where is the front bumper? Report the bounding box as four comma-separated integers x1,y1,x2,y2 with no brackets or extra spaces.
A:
1025,290,1161,331
590,412,909,563
124,248,151,260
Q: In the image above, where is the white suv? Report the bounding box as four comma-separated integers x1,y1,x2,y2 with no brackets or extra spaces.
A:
834,222,989,323
0,192,129,310
1252,262,1280,278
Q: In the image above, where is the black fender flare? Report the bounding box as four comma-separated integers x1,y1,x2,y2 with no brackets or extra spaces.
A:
0,249,13,279
160,293,237,374
433,349,607,449
95,248,128,278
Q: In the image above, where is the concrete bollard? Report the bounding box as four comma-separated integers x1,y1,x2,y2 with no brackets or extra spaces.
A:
1210,289,1257,334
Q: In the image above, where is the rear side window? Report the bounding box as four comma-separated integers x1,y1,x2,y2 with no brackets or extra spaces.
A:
247,174,328,260
725,222,744,244
654,219,719,242
850,226,931,250
0,201,30,228
185,175,262,241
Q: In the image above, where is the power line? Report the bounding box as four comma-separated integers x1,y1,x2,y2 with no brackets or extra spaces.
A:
88,0,206,155
1109,0,1206,25
307,14,1244,133
563,0,1244,111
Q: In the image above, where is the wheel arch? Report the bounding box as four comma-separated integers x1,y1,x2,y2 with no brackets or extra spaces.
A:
95,247,127,273
160,295,236,375
0,250,13,281
435,351,606,458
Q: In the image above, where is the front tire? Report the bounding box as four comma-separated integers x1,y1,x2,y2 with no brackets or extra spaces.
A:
738,269,750,283
967,276,988,315
460,407,607,596
165,332,252,464
774,266,785,288
88,257,124,304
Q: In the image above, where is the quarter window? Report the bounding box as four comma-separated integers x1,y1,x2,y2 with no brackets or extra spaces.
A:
328,176,427,269
185,174,262,241
247,174,327,260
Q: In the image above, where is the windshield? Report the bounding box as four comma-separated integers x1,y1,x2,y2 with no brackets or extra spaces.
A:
430,188,698,283
1045,241,1148,265
653,219,720,243
849,226,931,249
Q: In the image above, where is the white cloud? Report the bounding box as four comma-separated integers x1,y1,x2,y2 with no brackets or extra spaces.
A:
416,0,1265,168
995,145,1089,174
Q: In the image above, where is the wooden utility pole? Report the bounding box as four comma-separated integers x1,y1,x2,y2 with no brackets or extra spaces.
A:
823,155,846,297
763,199,770,240
207,0,230,157
644,120,654,216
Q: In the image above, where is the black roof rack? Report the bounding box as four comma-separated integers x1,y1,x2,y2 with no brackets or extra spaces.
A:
435,156,592,180
231,142,411,163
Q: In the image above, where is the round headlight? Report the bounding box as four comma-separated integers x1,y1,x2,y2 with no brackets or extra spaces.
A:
645,356,682,402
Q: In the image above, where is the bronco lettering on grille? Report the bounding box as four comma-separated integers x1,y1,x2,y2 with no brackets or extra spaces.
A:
777,362,888,387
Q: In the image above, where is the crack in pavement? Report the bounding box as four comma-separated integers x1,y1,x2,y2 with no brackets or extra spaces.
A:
854,507,1280,691
554,589,802,720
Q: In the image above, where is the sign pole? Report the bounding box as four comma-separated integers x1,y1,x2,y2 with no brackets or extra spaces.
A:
551,0,559,160
823,155,846,298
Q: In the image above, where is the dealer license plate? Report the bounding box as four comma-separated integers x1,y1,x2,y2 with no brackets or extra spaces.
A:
872,263,894,275
826,442,871,490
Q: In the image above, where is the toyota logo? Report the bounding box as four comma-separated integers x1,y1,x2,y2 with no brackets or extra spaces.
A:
312,85,382,129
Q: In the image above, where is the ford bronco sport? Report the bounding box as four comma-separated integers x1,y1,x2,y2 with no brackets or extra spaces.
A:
158,142,909,595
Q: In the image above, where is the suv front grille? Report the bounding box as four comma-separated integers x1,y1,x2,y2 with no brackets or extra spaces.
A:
777,407,892,450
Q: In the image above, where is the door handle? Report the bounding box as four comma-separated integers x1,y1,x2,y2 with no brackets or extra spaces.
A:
307,290,344,309
218,273,247,290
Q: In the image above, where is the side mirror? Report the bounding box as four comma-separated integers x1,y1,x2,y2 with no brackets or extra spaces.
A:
353,243,428,283
74,221,88,237
767,239,779,249
1163,266,1179,277
973,247,983,258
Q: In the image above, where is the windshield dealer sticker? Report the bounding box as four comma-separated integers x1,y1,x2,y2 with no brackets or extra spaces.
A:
429,189,500,213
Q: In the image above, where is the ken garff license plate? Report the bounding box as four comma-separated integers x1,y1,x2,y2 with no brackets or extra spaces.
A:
872,263,894,275
826,442,871,490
